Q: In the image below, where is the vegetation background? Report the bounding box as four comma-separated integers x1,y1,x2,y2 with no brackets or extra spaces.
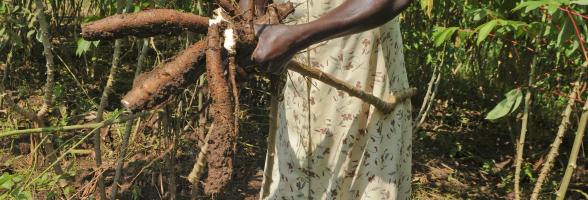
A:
0,0,586,199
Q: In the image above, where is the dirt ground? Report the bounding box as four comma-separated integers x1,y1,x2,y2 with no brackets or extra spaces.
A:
1,96,586,200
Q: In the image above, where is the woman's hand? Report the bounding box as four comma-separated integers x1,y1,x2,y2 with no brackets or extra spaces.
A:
251,24,305,74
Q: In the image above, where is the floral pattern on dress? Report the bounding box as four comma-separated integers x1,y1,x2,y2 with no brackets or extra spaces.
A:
261,0,412,199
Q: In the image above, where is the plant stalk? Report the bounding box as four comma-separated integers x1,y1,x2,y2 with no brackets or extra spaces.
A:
93,1,133,198
110,115,133,200
531,81,584,199
556,95,588,200
34,0,63,176
0,111,152,137
514,36,541,200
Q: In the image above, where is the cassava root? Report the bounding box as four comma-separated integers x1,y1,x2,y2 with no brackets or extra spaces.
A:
203,24,238,195
81,9,209,40
121,40,206,111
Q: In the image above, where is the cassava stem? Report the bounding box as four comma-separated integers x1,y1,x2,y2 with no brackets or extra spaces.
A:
34,0,63,176
514,36,541,200
34,0,55,118
288,61,417,113
530,81,583,199
556,95,588,200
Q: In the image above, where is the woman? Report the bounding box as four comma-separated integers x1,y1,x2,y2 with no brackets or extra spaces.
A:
244,0,414,199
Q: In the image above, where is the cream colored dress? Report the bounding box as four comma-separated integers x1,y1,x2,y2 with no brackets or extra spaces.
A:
260,0,412,199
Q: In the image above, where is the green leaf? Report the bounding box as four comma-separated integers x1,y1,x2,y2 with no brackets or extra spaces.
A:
0,3,6,14
513,1,563,13
565,40,580,56
511,91,523,116
546,3,560,14
557,18,573,46
11,175,22,183
12,191,32,200
0,179,14,190
485,89,523,120
433,27,459,47
570,0,588,5
513,1,546,12
26,29,35,39
133,5,142,13
420,0,434,18
0,173,12,185
477,20,498,45
76,38,92,56
523,163,536,182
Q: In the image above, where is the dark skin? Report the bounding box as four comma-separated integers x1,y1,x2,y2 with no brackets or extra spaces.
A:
239,0,413,74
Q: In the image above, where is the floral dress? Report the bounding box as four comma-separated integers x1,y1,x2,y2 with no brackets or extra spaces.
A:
260,0,412,199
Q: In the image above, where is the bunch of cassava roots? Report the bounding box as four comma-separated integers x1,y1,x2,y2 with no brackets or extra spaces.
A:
81,0,415,196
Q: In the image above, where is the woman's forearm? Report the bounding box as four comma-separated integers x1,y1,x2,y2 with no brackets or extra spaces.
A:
248,0,413,73
293,0,412,50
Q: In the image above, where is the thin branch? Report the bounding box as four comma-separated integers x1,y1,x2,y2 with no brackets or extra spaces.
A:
0,111,153,137
559,7,588,20
414,45,445,130
288,61,417,113
110,114,134,199
187,124,214,194
135,39,149,78
563,7,588,65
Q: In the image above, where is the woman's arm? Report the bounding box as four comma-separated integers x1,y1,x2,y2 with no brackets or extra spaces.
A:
252,0,413,74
